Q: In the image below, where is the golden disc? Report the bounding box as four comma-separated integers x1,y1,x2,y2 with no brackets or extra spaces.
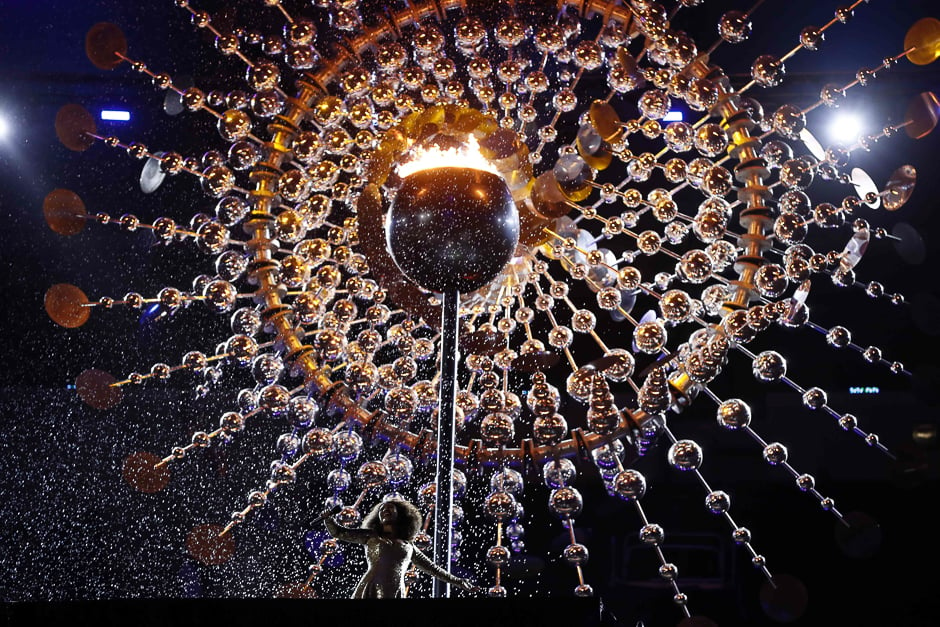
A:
45,283,91,328
905,91,940,139
54,104,96,152
76,368,123,410
577,138,613,171
460,329,503,356
905,17,940,66
586,353,627,371
122,451,170,493
86,22,127,70
588,100,624,143
452,108,486,133
43,188,87,236
530,171,571,220
517,198,552,249
884,165,917,211
479,128,521,160
186,523,236,566
615,48,639,76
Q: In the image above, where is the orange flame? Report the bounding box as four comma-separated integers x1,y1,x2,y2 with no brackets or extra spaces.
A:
396,135,500,178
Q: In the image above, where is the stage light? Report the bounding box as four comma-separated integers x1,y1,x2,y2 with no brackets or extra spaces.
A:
829,111,863,144
0,113,9,140
100,109,130,122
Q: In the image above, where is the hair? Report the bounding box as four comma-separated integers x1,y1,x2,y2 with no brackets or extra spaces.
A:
362,498,423,541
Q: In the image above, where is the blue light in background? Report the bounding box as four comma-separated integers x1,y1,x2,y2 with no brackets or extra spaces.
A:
663,110,684,122
139,302,168,326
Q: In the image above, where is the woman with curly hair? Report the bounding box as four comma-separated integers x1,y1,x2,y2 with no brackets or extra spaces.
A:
323,498,476,598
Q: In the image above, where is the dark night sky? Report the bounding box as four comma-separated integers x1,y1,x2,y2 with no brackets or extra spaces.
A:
1,1,939,626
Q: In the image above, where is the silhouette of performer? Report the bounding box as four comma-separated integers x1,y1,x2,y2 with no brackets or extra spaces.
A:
323,498,476,598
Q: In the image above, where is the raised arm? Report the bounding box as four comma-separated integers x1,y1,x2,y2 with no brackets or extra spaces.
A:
410,546,473,589
323,515,375,545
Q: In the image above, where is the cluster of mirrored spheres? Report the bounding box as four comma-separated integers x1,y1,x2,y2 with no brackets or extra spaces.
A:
45,0,940,621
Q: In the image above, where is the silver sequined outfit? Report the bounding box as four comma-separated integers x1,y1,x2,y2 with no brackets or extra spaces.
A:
325,517,465,598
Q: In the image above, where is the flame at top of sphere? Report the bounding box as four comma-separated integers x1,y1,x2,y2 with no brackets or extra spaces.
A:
396,135,500,179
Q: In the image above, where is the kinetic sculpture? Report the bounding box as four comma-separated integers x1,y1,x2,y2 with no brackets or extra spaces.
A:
45,0,940,621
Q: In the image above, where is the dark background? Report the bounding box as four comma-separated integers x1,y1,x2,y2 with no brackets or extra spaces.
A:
1,1,940,626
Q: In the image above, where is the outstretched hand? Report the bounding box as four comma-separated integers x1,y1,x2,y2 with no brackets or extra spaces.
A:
459,578,482,594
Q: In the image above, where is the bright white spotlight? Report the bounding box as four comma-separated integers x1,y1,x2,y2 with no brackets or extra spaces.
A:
0,114,9,140
663,110,684,122
829,112,863,145
101,109,131,121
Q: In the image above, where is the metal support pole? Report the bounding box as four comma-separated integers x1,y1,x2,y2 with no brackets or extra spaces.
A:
432,289,459,598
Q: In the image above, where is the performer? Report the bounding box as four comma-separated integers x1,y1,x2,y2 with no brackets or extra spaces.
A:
322,498,476,598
